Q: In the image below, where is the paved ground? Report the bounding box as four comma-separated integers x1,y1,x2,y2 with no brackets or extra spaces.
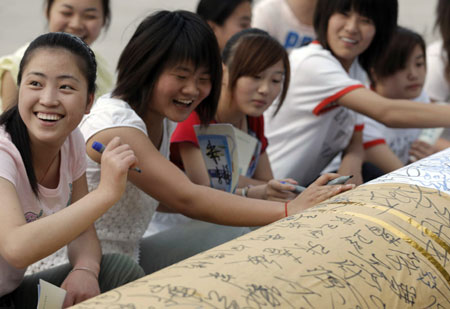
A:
0,0,440,73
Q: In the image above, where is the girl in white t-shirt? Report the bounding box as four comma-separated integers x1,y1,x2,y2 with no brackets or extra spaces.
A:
363,27,433,174
0,32,142,308
80,10,354,275
252,0,316,52
264,0,450,187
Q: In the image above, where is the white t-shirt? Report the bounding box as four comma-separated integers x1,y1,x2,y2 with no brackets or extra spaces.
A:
424,41,449,102
362,91,430,164
320,112,365,175
79,94,175,262
264,42,367,186
252,0,315,52
0,127,86,296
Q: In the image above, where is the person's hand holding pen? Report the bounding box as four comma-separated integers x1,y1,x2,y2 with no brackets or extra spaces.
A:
281,175,354,194
284,173,355,215
243,175,354,202
93,138,139,204
242,178,298,202
92,141,141,173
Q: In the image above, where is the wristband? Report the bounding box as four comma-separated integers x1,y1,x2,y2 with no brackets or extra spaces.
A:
284,201,289,217
69,266,99,280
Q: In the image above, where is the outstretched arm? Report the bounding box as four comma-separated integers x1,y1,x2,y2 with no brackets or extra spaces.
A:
87,127,354,227
339,88,450,128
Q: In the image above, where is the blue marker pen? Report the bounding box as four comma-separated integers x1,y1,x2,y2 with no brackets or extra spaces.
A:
327,175,353,185
92,141,142,173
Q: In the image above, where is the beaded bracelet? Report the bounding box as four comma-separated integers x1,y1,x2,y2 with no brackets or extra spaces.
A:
69,266,99,280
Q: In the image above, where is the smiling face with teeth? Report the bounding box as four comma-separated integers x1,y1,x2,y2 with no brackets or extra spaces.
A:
18,47,93,147
327,10,376,71
146,62,212,123
47,0,105,46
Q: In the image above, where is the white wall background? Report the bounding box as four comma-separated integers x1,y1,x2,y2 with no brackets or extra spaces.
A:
0,0,440,73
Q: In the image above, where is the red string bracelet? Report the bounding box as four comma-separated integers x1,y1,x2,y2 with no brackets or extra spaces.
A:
284,201,289,217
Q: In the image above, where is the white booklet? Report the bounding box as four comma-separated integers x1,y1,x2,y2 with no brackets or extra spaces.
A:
37,279,66,309
409,127,444,162
194,124,258,193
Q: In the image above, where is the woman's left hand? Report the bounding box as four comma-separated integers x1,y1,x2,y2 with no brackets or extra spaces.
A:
246,179,298,201
409,140,436,162
264,178,299,201
287,173,355,215
61,268,100,307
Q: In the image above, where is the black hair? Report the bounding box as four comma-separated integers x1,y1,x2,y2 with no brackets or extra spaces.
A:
112,10,222,125
196,0,252,26
370,26,426,84
0,32,97,196
222,28,290,116
314,0,398,72
45,0,111,30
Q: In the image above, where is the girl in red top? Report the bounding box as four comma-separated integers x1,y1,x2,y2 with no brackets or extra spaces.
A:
171,29,300,202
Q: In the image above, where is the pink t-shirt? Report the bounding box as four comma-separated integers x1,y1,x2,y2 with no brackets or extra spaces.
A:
0,126,87,296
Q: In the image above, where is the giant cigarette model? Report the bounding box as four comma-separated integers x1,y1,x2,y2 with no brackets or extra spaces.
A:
73,150,450,308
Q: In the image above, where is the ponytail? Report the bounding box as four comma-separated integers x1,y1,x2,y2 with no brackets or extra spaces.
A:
0,105,38,196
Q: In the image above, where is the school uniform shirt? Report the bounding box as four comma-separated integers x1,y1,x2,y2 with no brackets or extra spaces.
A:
0,126,86,296
264,42,366,186
0,43,114,113
320,112,365,175
78,94,175,262
362,91,430,164
252,0,315,52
